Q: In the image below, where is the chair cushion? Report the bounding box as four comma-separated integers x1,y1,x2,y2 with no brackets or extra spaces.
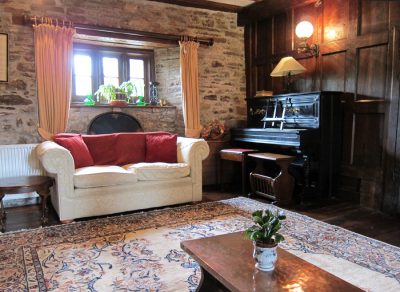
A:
54,135,94,169
74,165,137,188
124,162,190,181
145,133,177,163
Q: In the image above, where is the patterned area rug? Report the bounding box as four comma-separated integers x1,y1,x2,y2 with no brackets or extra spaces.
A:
0,197,399,291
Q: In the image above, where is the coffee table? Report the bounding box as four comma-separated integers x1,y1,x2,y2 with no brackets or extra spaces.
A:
181,232,363,292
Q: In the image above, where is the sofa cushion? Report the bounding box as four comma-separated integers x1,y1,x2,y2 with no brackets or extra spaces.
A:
74,165,137,188
124,162,190,181
114,133,147,165
82,134,118,165
145,134,178,163
54,135,94,169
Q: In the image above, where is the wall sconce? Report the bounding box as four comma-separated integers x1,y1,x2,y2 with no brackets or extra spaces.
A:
295,21,319,56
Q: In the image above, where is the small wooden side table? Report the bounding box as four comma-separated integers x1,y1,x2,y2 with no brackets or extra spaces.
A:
0,176,54,232
219,148,259,195
248,153,295,205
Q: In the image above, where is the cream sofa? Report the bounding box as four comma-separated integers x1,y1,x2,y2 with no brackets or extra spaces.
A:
36,137,209,221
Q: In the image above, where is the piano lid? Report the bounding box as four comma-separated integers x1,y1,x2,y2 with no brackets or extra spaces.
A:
248,92,321,130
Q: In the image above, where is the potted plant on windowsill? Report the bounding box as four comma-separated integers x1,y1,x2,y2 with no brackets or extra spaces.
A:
119,80,137,104
244,209,286,271
95,84,129,106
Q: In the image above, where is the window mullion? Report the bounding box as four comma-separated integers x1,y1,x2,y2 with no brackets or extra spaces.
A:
97,52,103,87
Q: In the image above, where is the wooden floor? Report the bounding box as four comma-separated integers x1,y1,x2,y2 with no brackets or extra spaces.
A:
2,187,400,247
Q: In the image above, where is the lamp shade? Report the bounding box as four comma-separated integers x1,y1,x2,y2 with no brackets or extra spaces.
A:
270,56,306,77
295,21,314,39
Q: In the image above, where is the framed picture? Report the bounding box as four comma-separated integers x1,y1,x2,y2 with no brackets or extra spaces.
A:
0,33,8,82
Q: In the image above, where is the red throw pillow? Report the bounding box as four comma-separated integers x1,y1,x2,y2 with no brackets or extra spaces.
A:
82,134,118,165
54,135,94,169
145,133,178,163
114,133,147,165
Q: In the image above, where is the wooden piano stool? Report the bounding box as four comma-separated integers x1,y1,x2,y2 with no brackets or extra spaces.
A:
248,153,295,205
219,148,258,195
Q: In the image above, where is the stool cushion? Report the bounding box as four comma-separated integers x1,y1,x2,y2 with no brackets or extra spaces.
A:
220,148,258,154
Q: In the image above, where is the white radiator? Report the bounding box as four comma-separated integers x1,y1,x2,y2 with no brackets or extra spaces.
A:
0,144,45,178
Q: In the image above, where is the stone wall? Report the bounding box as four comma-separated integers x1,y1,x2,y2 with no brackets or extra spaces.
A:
67,106,176,134
0,0,246,144
154,47,184,135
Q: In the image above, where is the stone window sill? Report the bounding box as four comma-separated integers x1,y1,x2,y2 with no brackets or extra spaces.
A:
70,102,175,109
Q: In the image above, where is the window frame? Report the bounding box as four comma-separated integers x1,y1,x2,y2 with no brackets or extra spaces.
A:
72,43,155,103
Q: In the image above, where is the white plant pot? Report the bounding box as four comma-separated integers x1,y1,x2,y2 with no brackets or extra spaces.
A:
253,241,277,271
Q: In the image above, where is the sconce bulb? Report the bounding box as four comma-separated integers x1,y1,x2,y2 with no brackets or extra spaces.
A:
295,21,314,39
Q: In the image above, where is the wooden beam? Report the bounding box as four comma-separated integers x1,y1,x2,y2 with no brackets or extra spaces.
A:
21,15,214,47
147,0,241,13
238,0,316,26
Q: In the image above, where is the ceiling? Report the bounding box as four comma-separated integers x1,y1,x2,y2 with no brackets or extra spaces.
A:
148,0,262,13
208,0,258,7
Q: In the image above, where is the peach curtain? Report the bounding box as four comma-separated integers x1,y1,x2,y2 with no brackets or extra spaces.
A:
34,24,75,140
179,40,201,138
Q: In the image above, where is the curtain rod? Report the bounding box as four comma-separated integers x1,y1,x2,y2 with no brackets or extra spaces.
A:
23,15,214,47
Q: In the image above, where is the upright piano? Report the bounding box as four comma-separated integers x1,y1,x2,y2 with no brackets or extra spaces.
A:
231,91,344,199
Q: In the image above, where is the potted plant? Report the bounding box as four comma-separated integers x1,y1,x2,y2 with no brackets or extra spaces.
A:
244,209,286,271
95,84,128,106
119,80,137,104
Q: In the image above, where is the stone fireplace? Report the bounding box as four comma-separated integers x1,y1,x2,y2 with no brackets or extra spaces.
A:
88,112,143,134
67,105,177,134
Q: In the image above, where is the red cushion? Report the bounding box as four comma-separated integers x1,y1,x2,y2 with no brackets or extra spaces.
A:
82,134,118,165
114,133,147,165
145,133,177,163
54,135,94,169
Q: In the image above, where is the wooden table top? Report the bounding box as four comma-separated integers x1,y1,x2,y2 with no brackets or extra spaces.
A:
181,232,363,292
0,176,53,193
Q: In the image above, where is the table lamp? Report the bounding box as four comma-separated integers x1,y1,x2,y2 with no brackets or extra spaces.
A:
270,56,306,93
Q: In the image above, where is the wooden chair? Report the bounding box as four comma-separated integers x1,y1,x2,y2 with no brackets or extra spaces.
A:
219,148,258,195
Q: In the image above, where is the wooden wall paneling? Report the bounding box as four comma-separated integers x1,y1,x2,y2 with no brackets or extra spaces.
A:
321,52,346,91
245,23,257,98
273,12,288,54
352,112,384,168
252,18,273,93
322,0,349,43
357,45,388,99
383,26,400,214
389,1,400,26
293,57,317,92
341,0,359,166
359,0,389,36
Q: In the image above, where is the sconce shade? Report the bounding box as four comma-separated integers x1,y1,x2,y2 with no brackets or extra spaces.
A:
270,57,306,77
295,21,314,39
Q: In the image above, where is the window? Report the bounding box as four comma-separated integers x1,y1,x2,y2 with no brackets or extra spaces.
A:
72,44,154,103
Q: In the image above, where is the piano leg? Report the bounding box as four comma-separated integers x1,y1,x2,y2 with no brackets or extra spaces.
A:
300,155,311,205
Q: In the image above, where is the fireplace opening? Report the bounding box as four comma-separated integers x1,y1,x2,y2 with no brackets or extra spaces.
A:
87,112,143,134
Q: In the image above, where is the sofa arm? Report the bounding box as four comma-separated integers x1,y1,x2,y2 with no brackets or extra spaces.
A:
177,137,209,201
36,141,74,174
36,141,75,218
